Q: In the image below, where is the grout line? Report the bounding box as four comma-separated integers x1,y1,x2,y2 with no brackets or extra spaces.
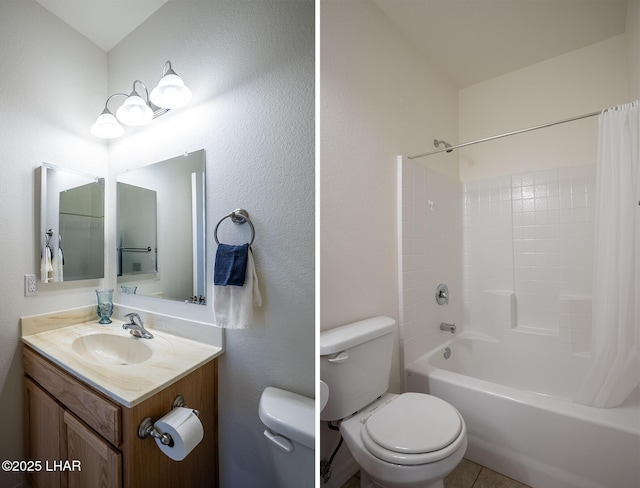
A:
471,467,483,487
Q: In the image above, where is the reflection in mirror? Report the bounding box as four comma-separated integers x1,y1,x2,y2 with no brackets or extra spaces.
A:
117,183,157,276
116,149,206,304
40,163,105,282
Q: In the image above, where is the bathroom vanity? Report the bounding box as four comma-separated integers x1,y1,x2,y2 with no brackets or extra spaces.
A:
21,309,223,488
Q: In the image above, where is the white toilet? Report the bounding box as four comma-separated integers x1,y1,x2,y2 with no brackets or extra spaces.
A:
259,386,315,488
320,316,467,488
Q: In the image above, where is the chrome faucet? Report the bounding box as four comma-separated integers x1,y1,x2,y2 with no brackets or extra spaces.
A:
123,313,154,339
440,322,456,334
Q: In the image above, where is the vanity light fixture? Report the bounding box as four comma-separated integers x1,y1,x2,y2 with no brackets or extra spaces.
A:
91,61,192,139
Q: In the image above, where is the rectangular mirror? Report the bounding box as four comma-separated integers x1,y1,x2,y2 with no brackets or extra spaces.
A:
116,149,206,304
40,163,105,282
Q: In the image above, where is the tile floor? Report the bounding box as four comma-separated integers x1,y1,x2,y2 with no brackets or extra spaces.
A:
341,458,531,488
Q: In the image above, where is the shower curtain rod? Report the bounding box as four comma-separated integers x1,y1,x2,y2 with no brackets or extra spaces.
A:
408,109,602,160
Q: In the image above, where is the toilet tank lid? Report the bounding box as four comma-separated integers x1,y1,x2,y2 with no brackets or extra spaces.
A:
259,387,315,449
320,316,396,355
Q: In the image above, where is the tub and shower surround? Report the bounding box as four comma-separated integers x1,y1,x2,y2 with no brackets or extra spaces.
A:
397,157,597,365
460,102,639,408
463,163,596,350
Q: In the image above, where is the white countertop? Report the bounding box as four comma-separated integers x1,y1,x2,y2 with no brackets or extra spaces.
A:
22,320,222,408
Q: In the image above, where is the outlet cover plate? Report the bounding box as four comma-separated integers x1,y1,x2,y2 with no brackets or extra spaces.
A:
25,274,37,296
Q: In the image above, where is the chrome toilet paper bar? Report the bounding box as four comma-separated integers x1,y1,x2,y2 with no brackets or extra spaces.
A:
137,395,199,446
139,417,175,446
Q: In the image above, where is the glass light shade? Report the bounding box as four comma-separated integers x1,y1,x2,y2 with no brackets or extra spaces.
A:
91,112,124,139
116,94,154,126
150,74,192,109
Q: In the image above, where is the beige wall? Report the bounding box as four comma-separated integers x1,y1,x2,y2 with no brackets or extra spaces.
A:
627,0,640,100
458,35,630,181
320,0,458,338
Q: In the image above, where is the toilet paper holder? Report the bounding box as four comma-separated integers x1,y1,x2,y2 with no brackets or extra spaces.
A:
138,395,199,446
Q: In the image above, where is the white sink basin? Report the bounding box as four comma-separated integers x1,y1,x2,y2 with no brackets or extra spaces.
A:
72,333,152,365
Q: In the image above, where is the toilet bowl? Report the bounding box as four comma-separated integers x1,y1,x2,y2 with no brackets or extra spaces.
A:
340,393,467,488
320,316,467,488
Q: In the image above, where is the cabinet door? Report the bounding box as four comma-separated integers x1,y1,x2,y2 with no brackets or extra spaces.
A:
62,411,122,488
24,377,62,488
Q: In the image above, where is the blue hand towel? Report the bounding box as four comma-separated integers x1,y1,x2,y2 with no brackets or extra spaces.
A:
214,243,249,286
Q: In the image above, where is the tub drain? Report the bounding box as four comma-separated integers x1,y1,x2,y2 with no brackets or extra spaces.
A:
443,347,451,359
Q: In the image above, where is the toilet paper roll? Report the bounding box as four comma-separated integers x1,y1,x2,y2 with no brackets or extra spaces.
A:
154,407,204,461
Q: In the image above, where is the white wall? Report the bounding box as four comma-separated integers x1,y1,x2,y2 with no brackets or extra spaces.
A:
459,35,630,181
106,1,315,486
0,2,108,487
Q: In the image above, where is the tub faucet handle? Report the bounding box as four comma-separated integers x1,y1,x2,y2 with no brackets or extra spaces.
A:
440,322,456,333
436,284,449,305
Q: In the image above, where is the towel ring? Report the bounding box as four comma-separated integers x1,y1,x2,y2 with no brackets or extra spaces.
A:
214,209,255,246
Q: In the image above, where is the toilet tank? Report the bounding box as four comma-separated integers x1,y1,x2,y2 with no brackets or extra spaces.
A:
259,387,314,488
320,316,396,421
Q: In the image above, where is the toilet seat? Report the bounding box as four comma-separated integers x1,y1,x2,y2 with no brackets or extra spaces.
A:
361,393,464,466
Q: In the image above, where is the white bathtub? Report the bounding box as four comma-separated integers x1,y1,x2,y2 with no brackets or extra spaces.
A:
405,333,640,488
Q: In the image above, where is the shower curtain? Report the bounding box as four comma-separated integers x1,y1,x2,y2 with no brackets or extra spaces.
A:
575,101,639,408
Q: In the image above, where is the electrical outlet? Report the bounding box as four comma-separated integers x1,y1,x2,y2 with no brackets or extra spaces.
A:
25,274,37,297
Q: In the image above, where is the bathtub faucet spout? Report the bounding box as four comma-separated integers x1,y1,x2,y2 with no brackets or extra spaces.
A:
440,322,456,333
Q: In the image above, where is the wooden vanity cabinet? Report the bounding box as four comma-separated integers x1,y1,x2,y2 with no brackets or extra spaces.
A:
23,346,218,488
